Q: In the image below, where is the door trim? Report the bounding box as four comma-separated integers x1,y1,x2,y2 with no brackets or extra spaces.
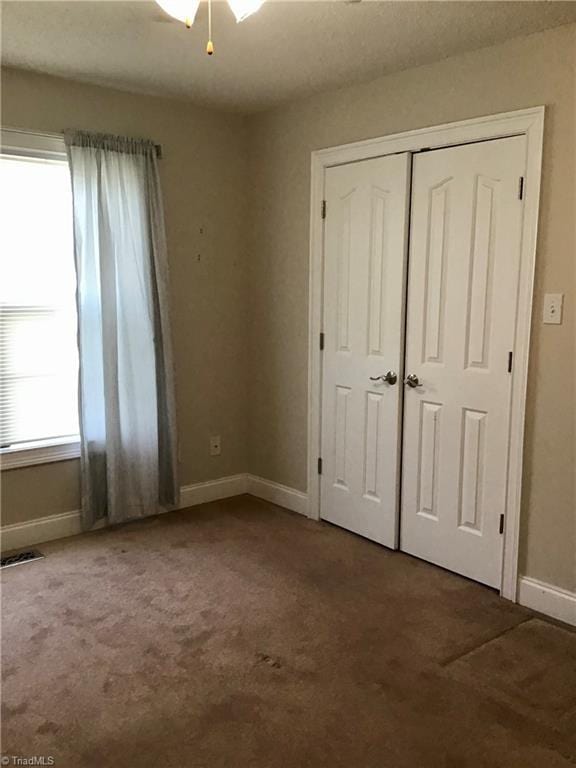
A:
307,107,545,602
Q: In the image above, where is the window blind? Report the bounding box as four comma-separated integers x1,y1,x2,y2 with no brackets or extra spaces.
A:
0,153,79,450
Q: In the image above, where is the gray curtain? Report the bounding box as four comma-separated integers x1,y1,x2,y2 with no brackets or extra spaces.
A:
65,131,179,529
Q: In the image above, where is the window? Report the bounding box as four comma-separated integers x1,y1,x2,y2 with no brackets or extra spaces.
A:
0,130,80,469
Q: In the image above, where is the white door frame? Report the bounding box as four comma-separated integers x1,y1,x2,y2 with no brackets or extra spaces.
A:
307,107,545,602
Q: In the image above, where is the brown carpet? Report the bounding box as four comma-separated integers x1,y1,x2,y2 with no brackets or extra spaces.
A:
2,495,575,767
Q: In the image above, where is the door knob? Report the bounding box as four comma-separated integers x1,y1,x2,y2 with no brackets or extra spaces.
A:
369,371,398,385
404,374,420,388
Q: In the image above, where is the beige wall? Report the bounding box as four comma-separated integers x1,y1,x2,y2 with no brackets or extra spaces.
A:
1,67,250,526
246,24,576,591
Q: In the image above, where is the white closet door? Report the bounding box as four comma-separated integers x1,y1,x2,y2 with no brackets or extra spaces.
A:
401,136,526,587
321,153,410,547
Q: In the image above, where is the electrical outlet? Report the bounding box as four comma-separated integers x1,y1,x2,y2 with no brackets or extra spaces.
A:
543,293,563,325
209,435,221,456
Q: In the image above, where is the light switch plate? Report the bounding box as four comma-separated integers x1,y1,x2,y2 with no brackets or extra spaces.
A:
543,293,563,325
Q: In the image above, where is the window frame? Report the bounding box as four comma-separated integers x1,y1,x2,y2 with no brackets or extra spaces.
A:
0,128,80,471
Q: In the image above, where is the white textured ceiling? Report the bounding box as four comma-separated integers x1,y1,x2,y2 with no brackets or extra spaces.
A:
2,0,576,113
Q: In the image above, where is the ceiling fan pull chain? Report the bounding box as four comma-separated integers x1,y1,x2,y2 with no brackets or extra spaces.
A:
206,0,214,55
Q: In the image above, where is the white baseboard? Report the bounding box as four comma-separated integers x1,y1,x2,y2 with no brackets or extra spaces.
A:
1,473,309,552
246,474,308,516
518,576,576,627
179,474,248,508
1,509,83,553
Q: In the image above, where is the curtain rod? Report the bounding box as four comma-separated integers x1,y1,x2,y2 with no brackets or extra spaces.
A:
63,130,163,159
3,127,163,158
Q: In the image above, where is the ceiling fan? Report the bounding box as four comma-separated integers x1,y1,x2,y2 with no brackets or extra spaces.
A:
156,0,265,55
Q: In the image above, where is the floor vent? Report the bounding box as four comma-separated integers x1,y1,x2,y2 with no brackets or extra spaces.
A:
1,549,45,569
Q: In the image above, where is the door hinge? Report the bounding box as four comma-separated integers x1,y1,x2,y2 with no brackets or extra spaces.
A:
317,457,323,475
508,351,513,373
321,200,327,219
499,514,505,535
319,332,325,351
518,176,524,200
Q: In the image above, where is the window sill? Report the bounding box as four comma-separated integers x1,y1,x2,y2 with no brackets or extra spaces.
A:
0,438,80,470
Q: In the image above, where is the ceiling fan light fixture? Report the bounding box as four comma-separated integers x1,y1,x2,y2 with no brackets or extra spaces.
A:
155,0,265,54
226,0,265,23
156,0,200,27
